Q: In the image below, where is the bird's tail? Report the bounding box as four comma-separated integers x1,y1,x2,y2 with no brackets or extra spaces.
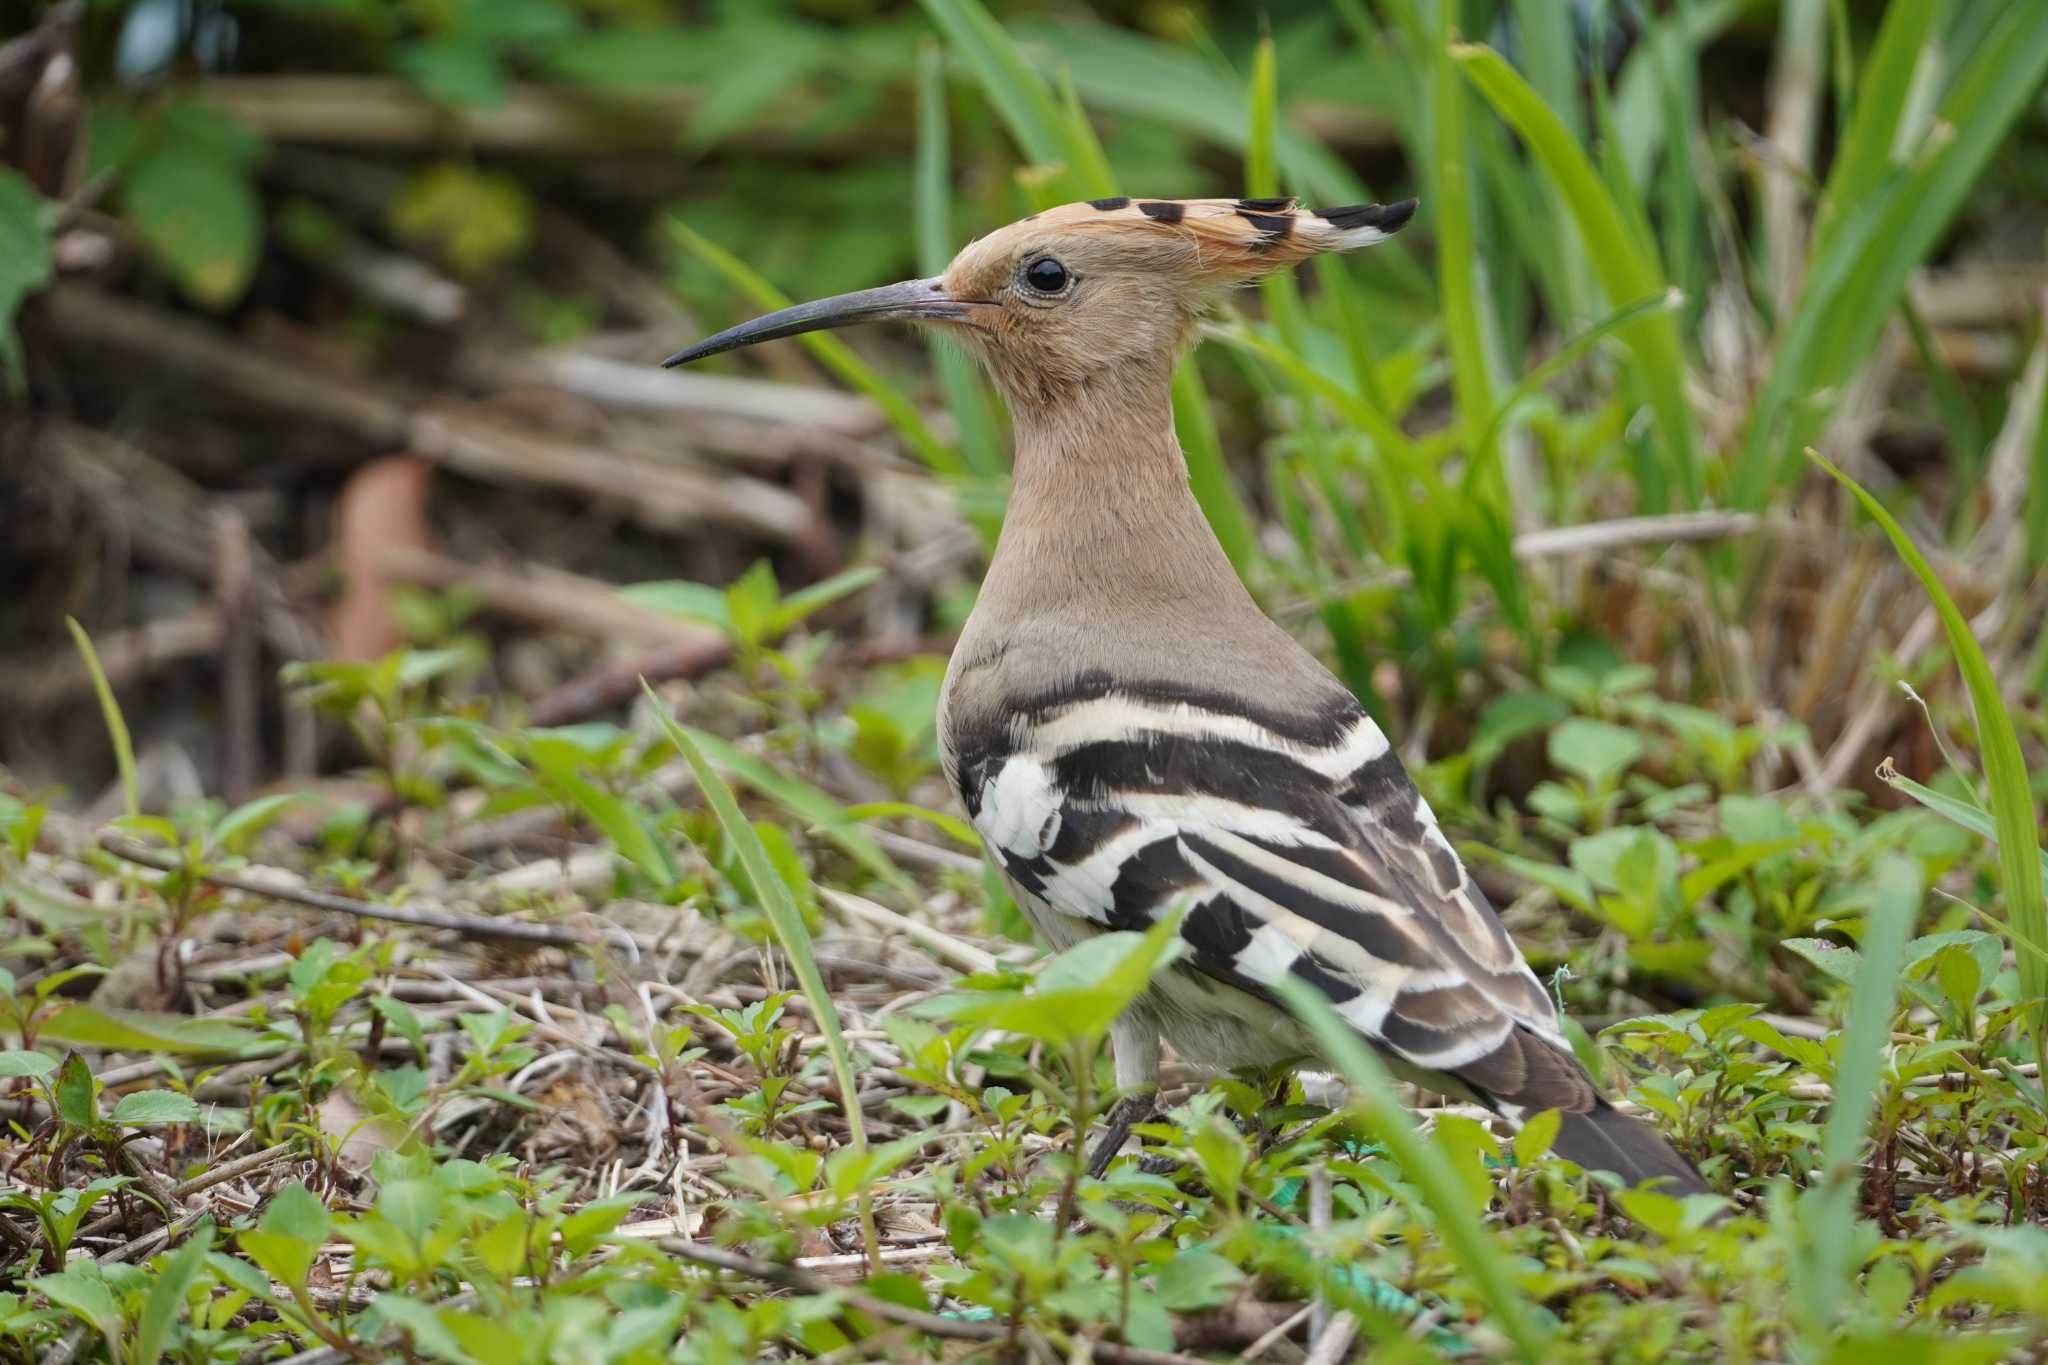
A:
1547,1101,1709,1196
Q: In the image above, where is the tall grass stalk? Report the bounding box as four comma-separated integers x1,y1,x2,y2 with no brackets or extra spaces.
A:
1738,7,2048,507
1810,452,2048,1078
645,685,878,1265
65,617,138,821
1793,855,1919,1352
913,39,1008,497
1452,43,1700,510
1271,973,1549,1362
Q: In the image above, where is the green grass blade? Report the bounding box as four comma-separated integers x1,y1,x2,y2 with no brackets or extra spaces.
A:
668,725,914,898
921,0,1261,575
1881,765,2048,899
914,39,1008,495
1612,0,1744,191
1475,288,1686,456
1812,451,2048,1076
1269,973,1550,1362
1432,25,1495,465
1794,855,1920,1353
65,617,138,821
643,683,869,1156
1246,36,1279,199
2032,368,2048,569
915,0,1067,169
1206,322,1417,464
667,221,964,480
1738,7,2048,507
1053,65,1118,203
1810,0,1937,257
1014,18,1379,208
1453,42,1701,509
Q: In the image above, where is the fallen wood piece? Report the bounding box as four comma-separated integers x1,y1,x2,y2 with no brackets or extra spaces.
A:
377,545,725,648
655,1238,1212,1365
414,405,827,546
1277,510,1764,616
42,286,834,549
3,609,224,709
527,636,736,726
99,835,626,950
502,350,887,434
194,75,900,156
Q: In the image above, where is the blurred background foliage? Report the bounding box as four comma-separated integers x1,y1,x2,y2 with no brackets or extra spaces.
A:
5,0,2048,1359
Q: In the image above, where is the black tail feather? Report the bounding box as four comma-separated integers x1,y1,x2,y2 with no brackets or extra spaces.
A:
1548,1102,1709,1196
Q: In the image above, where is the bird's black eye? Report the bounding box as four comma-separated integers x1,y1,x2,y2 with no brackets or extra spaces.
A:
1023,257,1069,294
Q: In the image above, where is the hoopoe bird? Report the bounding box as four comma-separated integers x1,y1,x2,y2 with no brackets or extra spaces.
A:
665,196,1707,1194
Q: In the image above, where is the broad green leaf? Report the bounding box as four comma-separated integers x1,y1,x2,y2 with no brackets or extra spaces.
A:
126,143,261,307
1155,1247,1245,1312
54,1053,97,1129
1513,1108,1563,1166
208,793,302,854
0,168,52,391
240,1183,329,1289
391,164,534,276
396,36,507,108
1549,719,1645,788
1783,937,1862,985
0,1049,57,1079
29,1268,120,1339
112,1090,203,1126
771,565,884,636
525,738,674,885
371,1292,467,1359
619,580,734,633
38,1005,259,1054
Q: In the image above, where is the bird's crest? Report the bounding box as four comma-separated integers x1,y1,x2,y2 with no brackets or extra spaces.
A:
1009,195,1416,281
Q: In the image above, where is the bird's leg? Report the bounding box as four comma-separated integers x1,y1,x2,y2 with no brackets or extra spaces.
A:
1087,1088,1159,1177
1087,1016,1162,1177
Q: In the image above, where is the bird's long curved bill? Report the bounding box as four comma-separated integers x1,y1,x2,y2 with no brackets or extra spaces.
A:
661,276,976,366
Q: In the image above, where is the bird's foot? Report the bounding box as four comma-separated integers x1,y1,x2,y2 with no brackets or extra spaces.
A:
1086,1088,1159,1178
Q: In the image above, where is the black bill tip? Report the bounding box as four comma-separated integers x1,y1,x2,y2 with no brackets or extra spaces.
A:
1317,198,1420,234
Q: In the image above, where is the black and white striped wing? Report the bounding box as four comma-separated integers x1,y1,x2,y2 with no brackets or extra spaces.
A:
952,675,1594,1118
